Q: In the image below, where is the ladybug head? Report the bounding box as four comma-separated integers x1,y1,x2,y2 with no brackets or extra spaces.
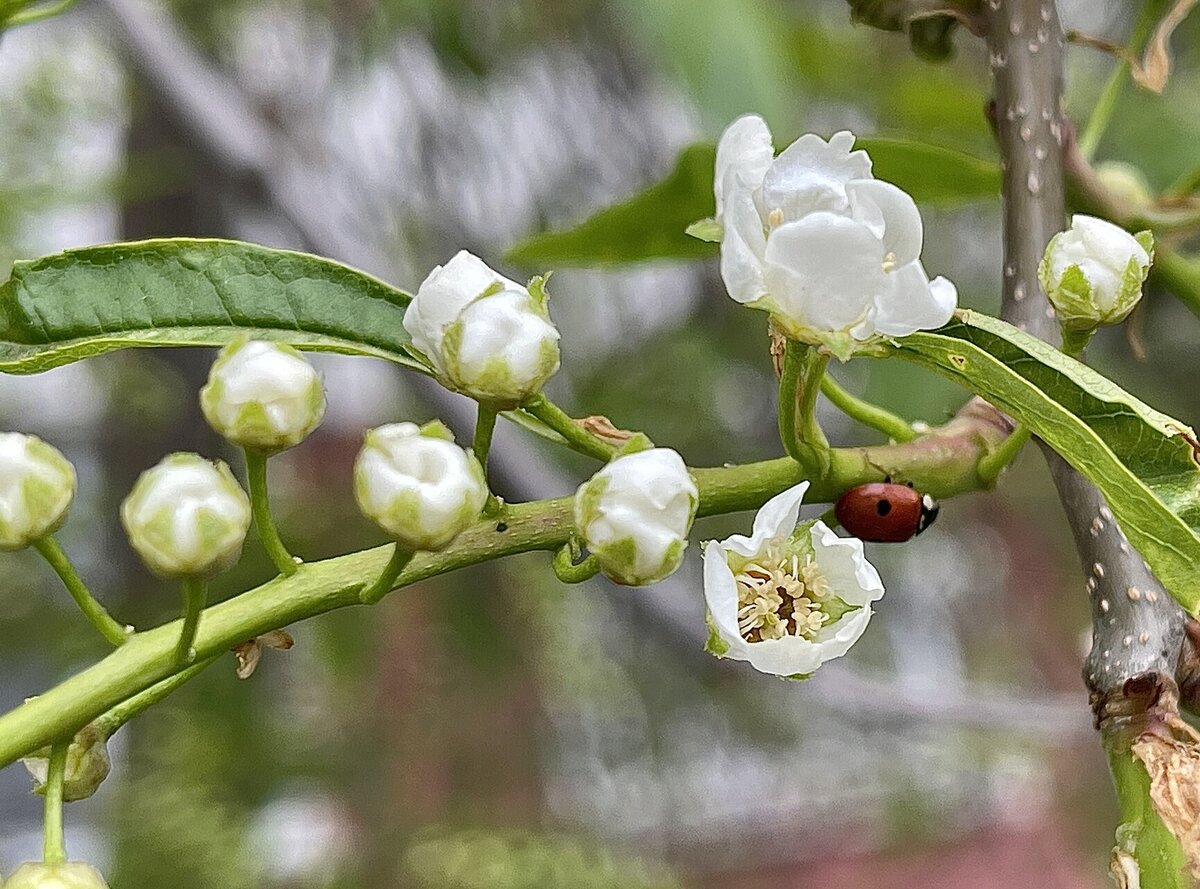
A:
917,493,939,534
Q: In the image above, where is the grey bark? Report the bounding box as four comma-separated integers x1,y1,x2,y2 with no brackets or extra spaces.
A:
984,0,1184,724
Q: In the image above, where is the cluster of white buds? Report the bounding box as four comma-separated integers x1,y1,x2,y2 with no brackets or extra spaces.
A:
121,454,251,578
2,863,110,889
1039,214,1153,347
403,251,561,405
0,432,76,551
706,115,957,358
200,338,326,452
353,421,488,551
573,447,699,586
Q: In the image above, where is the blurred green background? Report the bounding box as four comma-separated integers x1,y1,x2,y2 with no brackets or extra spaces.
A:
1,1,1198,886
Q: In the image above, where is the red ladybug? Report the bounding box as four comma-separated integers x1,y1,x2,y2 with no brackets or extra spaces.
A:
834,482,939,543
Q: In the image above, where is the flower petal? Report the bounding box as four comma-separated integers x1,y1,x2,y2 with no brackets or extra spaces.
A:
703,540,750,653
847,179,923,265
763,215,884,331
749,481,809,545
715,114,774,218
719,191,768,304
868,262,957,337
760,131,872,221
807,605,873,664
1073,214,1150,273
809,521,885,606
743,635,823,676
404,251,518,365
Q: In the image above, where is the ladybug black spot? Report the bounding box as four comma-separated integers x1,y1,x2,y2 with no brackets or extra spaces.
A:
875,499,892,517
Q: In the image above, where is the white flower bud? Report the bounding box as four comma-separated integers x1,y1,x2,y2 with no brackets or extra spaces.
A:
200,339,326,451
121,454,251,578
703,483,885,677
22,724,111,802
354,421,487,551
3,863,109,889
711,115,956,358
0,432,76,551
403,251,560,404
1039,214,1153,335
574,448,698,586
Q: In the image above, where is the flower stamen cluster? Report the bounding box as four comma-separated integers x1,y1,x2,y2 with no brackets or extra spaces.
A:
734,543,832,642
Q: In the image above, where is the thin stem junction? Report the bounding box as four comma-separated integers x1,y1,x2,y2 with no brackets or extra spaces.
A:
521,394,617,461
175,577,208,665
778,341,831,475
34,536,128,647
819,374,917,443
42,741,68,865
360,544,416,604
244,448,298,576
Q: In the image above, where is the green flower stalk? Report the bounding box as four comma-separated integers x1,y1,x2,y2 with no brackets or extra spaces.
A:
121,453,252,664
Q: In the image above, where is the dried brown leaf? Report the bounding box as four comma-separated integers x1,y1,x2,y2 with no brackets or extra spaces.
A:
1132,731,1200,877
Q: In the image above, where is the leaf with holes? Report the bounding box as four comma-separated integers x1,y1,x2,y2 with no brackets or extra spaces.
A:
891,310,1200,614
0,238,425,373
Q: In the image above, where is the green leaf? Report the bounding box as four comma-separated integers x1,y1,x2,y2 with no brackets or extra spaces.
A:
859,137,1000,205
506,137,998,267
892,310,1200,615
0,238,425,373
506,144,718,267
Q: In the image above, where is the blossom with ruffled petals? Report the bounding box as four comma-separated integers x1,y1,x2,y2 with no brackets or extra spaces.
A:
711,115,956,356
703,482,884,677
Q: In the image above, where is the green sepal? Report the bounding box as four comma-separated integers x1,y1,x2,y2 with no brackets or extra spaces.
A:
417,419,456,442
527,273,552,310
1134,229,1155,259
822,595,863,624
685,217,723,243
613,433,655,458
782,672,813,681
704,611,730,657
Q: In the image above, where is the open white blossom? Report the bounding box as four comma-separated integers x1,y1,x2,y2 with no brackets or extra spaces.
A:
0,432,76,551
121,454,251,578
1039,214,1152,333
713,115,956,355
403,251,560,404
200,339,326,451
3,862,110,889
703,482,884,677
354,421,487,551
574,447,699,586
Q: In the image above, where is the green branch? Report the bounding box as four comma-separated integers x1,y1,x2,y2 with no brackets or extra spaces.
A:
0,404,1010,770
